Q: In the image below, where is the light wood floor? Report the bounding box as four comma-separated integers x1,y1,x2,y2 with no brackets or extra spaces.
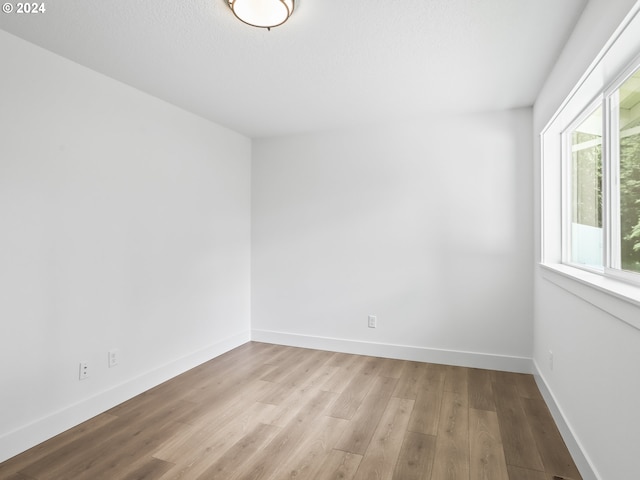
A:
0,342,582,480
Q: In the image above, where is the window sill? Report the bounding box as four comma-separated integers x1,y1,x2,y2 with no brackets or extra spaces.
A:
539,263,640,331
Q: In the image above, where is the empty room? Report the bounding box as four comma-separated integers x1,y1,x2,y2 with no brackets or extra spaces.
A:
1,1,639,479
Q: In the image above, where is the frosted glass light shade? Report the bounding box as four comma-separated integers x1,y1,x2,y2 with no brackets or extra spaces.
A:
228,0,294,29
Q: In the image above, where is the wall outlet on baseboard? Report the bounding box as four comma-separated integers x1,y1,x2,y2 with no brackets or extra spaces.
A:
368,315,377,328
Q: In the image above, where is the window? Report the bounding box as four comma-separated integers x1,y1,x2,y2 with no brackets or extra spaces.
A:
541,4,640,329
614,69,640,274
561,64,640,284
566,105,603,269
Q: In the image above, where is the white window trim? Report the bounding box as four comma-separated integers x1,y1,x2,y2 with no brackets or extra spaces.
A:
540,2,640,332
540,264,640,331
560,97,604,274
605,90,620,271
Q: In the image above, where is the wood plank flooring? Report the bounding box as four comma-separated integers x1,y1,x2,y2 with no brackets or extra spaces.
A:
0,342,582,480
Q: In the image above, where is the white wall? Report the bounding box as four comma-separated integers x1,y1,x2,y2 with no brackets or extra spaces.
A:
252,110,533,371
0,31,251,462
533,1,640,479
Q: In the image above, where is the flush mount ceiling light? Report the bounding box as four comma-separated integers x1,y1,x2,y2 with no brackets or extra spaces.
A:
227,0,294,30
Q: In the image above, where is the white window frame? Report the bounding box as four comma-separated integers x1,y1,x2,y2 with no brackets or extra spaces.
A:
540,3,640,331
603,58,640,285
561,97,604,275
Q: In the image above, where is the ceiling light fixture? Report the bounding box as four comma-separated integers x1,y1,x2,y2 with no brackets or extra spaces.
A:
227,0,294,30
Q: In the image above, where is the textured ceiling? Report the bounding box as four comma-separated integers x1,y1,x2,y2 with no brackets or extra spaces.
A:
0,0,587,138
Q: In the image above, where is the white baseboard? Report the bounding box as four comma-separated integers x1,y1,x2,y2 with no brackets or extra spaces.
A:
251,329,533,373
0,330,251,464
532,360,599,480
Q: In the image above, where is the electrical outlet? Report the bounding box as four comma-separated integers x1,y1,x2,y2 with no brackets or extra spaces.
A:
79,361,89,380
368,315,377,328
108,348,119,368
548,350,554,371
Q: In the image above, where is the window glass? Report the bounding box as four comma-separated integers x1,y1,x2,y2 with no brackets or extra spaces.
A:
617,69,640,273
570,107,603,268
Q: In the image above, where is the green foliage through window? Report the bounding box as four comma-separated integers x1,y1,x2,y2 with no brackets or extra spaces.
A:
620,119,640,271
565,67,640,276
